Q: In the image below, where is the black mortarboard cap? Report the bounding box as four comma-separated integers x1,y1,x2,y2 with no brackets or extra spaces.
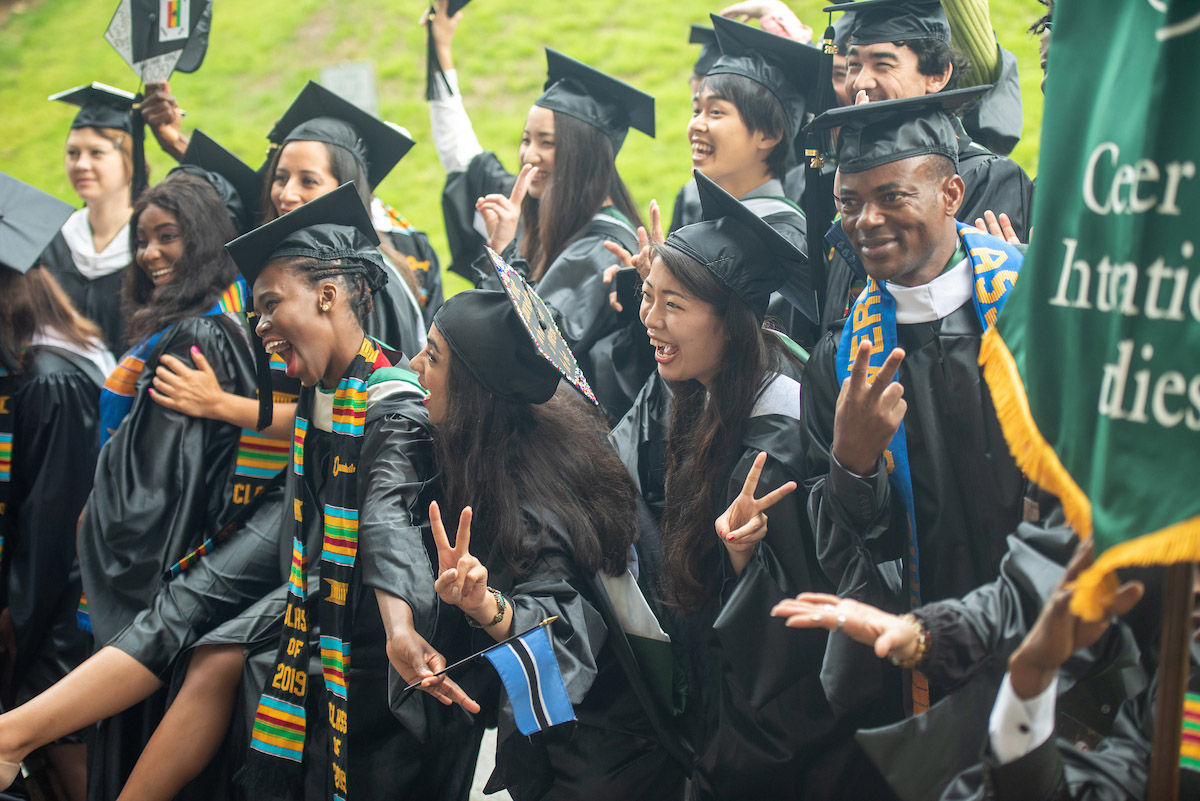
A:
831,8,856,52
171,130,262,233
535,49,655,155
824,0,950,45
225,182,386,294
49,82,136,132
707,15,825,141
268,81,415,189
0,173,76,275
804,87,984,173
666,171,805,321
434,248,597,406
689,24,721,77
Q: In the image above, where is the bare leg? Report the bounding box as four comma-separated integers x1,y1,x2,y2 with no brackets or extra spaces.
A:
0,646,161,765
115,644,244,801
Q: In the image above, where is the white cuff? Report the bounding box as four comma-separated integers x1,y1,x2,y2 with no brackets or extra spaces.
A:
988,672,1058,765
428,69,483,174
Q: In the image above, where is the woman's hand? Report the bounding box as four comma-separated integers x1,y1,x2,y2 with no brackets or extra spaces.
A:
423,0,465,70
429,501,491,618
141,81,189,160
716,451,797,576
973,210,1022,246
386,624,481,713
771,592,921,661
149,347,227,420
476,163,536,255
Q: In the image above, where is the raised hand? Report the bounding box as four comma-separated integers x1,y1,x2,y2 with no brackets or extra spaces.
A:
602,242,634,312
716,451,797,575
771,592,920,660
476,163,536,254
422,0,465,70
973,210,1022,246
831,341,906,476
149,346,225,419
429,501,490,617
1007,540,1144,699
142,81,188,160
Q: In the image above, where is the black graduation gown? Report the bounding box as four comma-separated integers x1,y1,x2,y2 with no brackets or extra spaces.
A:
4,346,103,706
441,152,516,280
960,48,1025,159
40,232,127,355
197,387,476,801
363,259,426,358
77,314,269,801
820,126,1035,337
381,225,445,327
442,508,686,801
940,641,1200,801
853,511,1146,801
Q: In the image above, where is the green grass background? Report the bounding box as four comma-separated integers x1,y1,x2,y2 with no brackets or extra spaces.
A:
0,0,1046,295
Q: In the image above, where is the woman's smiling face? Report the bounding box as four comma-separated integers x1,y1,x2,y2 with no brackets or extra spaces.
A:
640,255,727,389
253,260,335,387
134,203,185,286
410,324,450,425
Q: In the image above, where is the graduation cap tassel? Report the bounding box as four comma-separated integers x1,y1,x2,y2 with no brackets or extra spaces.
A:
802,26,840,317
425,8,453,102
130,93,148,206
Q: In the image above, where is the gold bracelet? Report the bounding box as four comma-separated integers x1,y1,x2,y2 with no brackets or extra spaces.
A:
466,587,507,628
888,613,929,670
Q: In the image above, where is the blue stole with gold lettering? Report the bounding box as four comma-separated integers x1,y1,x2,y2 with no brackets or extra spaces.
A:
836,221,1022,713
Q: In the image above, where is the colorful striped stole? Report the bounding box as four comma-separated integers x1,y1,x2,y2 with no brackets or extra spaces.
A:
837,222,1023,715
1183,692,1200,772
244,338,389,800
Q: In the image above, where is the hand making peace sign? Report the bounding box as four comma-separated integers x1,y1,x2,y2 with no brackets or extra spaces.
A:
715,451,798,576
831,340,907,476
476,163,537,255
429,501,491,616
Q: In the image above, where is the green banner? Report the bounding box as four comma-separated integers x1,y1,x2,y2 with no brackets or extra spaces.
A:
980,0,1200,619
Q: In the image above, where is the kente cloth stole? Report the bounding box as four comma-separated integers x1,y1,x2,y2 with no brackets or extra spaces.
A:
80,278,251,632
1184,691,1200,772
99,276,250,446
836,222,1022,714
244,338,389,801
0,366,16,581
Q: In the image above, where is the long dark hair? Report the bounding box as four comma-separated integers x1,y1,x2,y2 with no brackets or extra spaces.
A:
519,110,644,280
260,140,421,296
0,266,104,372
697,72,790,180
433,356,636,580
656,242,796,612
122,172,238,345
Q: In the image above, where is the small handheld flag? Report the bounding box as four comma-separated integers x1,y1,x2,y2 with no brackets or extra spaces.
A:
483,621,576,735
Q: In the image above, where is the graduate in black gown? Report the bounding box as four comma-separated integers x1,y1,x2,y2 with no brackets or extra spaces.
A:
407,261,686,800
426,0,653,417
39,83,138,354
817,1,1034,335
801,93,1034,729
633,173,883,799
0,185,473,801
0,175,113,800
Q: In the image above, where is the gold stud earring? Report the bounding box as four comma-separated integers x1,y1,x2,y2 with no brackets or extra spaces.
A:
321,303,330,312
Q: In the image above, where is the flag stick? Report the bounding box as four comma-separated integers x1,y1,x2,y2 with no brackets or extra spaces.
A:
1147,563,1195,801
399,616,558,702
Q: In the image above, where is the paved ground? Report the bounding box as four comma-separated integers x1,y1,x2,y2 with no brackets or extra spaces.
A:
469,728,512,801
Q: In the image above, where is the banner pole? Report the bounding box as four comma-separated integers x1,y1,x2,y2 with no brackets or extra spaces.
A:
1147,564,1195,801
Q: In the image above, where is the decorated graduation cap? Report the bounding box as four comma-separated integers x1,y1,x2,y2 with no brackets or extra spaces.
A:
666,171,807,321
707,14,825,141
170,130,262,233
823,0,950,45
426,0,472,99
804,87,983,173
49,82,136,132
0,173,75,275
434,248,597,406
534,49,655,155
104,0,213,82
267,81,415,189
225,181,387,294
689,24,721,77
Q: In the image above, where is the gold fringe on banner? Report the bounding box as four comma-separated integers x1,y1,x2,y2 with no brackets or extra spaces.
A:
979,328,1200,621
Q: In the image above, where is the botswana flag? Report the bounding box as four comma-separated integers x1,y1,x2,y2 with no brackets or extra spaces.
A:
483,624,576,735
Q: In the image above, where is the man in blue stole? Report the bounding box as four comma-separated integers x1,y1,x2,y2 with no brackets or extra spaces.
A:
800,91,1033,719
